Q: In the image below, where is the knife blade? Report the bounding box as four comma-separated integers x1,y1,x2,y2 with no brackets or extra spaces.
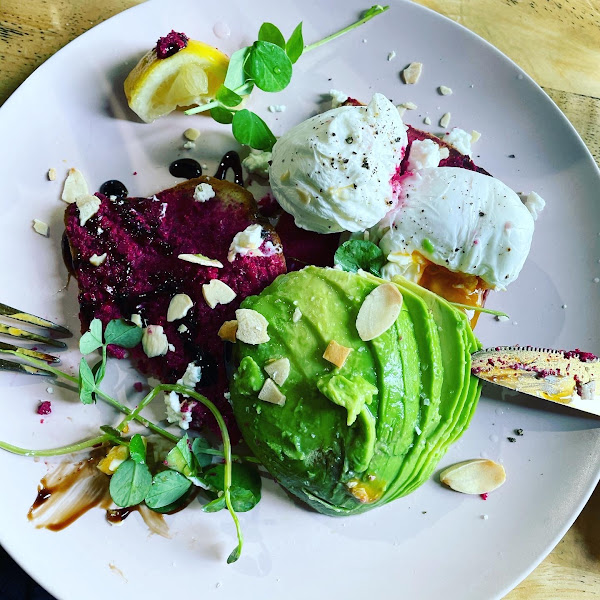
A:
471,346,600,416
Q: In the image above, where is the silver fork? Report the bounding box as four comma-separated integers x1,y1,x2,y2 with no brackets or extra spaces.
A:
0,302,71,376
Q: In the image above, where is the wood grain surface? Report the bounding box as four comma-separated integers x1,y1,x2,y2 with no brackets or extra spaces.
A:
0,1,598,599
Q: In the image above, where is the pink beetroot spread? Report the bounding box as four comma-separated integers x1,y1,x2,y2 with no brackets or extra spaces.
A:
37,401,52,416
156,31,189,59
64,177,286,437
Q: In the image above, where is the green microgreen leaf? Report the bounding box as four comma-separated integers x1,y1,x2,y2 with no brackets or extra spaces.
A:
334,240,386,276
191,437,213,468
223,47,252,91
363,4,388,19
285,22,304,63
109,459,152,507
258,22,286,49
204,463,262,512
128,434,146,464
145,470,192,510
78,358,96,405
227,545,242,564
202,495,226,513
79,318,103,354
211,106,235,124
99,425,124,444
216,85,243,108
104,319,143,349
232,110,277,151
245,41,293,92
165,434,195,477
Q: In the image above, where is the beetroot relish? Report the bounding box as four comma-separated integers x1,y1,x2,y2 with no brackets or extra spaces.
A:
37,401,52,416
156,31,189,59
64,177,286,438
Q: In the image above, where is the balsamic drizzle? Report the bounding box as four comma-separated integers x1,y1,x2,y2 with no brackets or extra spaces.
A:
169,158,202,179
99,180,128,198
214,151,243,186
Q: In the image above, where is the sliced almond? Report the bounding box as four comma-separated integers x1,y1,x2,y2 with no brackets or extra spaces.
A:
264,357,290,386
236,309,270,344
178,253,223,268
62,168,89,204
178,324,189,333
323,340,352,369
142,325,169,358
440,112,451,128
47,167,57,181
402,62,423,84
218,320,238,343
32,219,49,237
76,194,101,226
89,253,107,266
356,283,403,341
438,85,453,96
167,293,194,321
183,127,200,141
439,459,506,495
202,279,236,309
471,130,481,143
258,378,286,406
130,314,143,328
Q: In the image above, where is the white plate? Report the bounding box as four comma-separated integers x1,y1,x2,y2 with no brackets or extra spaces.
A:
1,1,599,598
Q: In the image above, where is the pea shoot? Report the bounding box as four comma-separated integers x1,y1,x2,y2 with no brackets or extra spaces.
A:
185,5,390,151
0,318,260,563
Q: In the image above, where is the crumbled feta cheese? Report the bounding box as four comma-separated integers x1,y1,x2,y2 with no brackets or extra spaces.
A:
242,150,272,178
439,85,453,96
89,253,107,266
407,139,450,171
180,361,202,388
403,62,423,84
330,89,349,108
193,183,215,203
168,343,175,352
396,106,406,117
142,325,169,358
130,314,143,327
167,293,193,321
183,128,200,141
76,194,101,226
47,168,57,181
443,128,473,156
439,112,451,128
268,104,286,113
61,168,89,204
183,141,196,149
164,391,193,430
228,224,264,262
292,307,302,323
387,51,396,61
32,219,49,237
46,386,54,394
415,425,422,435
521,191,545,221
202,279,237,309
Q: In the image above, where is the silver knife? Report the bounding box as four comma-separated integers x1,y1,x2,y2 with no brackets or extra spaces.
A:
471,346,600,416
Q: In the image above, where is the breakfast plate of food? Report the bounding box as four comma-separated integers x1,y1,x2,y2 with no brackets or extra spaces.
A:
0,1,599,599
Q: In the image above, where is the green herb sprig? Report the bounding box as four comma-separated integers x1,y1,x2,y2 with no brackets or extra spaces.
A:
0,318,261,563
185,5,389,151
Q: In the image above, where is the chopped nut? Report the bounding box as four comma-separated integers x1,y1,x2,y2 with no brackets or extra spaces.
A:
89,253,107,266
167,293,194,321
423,116,431,125
440,459,506,494
399,101,418,110
292,307,302,323
32,219,49,237
183,127,200,141
177,324,189,333
264,357,291,386
323,340,353,368
142,325,169,358
218,320,238,343
236,309,270,344
440,112,451,128
47,168,57,181
356,284,403,341
76,194,101,226
130,314,142,327
402,62,423,84
61,168,89,204
178,253,223,268
438,85,453,95
202,279,237,309
258,378,286,406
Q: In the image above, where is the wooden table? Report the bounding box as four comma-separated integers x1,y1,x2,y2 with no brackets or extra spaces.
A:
0,1,598,598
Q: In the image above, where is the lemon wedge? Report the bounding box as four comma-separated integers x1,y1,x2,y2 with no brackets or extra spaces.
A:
124,39,229,123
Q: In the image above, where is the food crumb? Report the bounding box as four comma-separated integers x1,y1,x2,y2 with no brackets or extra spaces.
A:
495,315,510,322
594,277,600,283
47,167,57,181
402,62,423,84
438,85,453,95
423,116,431,125
37,401,52,415
183,128,200,141
439,112,451,128
480,493,489,500
183,141,196,150
507,437,517,443
515,428,524,436
482,514,489,520
268,104,286,113
508,154,516,158
133,382,144,392
387,51,396,61
32,219,49,237
561,304,567,309
46,386,54,394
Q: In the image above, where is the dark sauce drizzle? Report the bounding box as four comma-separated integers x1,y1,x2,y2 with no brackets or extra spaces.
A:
214,150,243,186
99,179,128,198
169,158,202,179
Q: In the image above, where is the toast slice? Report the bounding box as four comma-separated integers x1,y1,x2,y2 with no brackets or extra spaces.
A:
64,176,286,435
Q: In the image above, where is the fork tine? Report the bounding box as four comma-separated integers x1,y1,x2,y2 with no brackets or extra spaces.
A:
0,302,71,336
0,341,60,364
0,358,54,377
0,324,67,349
